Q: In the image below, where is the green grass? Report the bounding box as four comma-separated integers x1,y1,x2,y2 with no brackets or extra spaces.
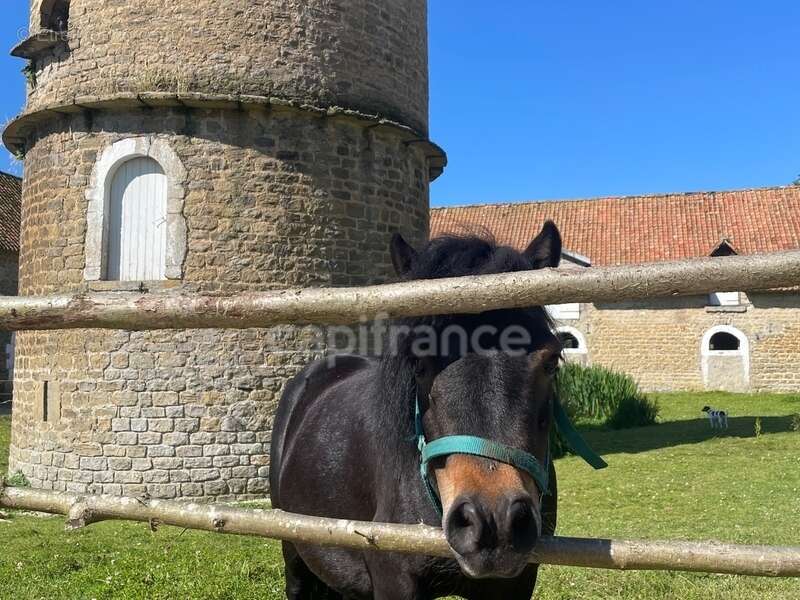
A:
2,393,800,599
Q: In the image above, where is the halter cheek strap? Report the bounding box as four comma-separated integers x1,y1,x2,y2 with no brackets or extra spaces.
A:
415,394,607,517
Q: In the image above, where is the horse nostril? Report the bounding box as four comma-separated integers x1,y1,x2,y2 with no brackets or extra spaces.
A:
445,498,486,556
505,496,538,552
508,498,533,529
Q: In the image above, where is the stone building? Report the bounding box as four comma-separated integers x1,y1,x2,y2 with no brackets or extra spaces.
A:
432,186,800,393
0,171,21,405
3,0,445,498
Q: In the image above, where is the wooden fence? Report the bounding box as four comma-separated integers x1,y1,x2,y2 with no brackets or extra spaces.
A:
2,251,800,577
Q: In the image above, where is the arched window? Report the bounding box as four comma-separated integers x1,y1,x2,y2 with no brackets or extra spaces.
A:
41,0,70,32
84,137,187,283
556,326,587,354
107,158,168,281
558,331,580,349
12,0,70,60
708,332,740,351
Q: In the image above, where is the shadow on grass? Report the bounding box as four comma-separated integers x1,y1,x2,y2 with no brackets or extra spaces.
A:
578,416,796,456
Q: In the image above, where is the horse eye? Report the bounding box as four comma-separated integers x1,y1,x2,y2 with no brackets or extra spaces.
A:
544,359,560,376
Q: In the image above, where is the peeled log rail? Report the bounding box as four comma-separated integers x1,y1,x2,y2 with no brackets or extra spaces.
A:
2,486,799,577
0,251,799,331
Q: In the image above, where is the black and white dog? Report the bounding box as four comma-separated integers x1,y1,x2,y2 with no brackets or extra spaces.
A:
702,406,729,429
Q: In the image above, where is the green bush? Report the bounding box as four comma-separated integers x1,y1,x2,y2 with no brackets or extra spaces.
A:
557,363,636,421
556,363,658,430
607,394,660,429
5,471,30,488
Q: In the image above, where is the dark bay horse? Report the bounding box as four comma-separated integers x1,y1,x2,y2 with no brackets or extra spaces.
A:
270,222,565,599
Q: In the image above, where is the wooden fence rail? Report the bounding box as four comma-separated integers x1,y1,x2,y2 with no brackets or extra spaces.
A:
0,250,799,332
1,486,799,577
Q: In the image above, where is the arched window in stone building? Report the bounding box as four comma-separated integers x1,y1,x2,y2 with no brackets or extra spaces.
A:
708,331,741,351
558,330,581,350
40,0,70,32
557,326,588,362
701,326,749,391
84,137,187,283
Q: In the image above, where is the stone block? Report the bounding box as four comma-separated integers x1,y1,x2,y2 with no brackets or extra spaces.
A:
190,468,220,482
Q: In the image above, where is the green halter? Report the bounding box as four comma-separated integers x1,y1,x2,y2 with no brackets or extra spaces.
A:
415,393,607,516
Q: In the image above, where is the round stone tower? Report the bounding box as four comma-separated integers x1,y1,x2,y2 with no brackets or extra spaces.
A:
4,0,444,500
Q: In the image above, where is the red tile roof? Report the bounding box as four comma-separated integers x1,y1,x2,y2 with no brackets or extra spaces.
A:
0,172,21,253
431,186,800,266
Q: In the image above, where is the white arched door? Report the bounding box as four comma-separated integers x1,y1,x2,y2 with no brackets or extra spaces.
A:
107,157,168,281
701,326,750,392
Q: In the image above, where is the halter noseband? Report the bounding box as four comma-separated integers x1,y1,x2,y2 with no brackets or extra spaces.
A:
415,393,607,517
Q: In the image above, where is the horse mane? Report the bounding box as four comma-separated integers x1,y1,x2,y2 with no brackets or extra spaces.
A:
378,232,556,440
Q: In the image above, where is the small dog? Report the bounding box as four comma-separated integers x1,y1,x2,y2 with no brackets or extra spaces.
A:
702,406,728,429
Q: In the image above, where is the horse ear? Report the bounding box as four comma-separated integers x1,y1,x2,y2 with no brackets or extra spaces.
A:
524,220,562,269
390,233,418,277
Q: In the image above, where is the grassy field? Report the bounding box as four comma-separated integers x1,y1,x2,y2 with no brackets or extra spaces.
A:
1,392,800,599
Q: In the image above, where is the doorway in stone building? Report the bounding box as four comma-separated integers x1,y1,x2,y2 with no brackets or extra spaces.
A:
701,325,749,392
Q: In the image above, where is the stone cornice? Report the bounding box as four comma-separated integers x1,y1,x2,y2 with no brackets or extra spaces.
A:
2,91,447,181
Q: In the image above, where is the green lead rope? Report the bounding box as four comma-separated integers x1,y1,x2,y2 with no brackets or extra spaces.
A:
552,396,608,470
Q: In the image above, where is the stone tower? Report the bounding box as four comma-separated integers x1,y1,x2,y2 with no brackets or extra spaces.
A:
4,0,445,499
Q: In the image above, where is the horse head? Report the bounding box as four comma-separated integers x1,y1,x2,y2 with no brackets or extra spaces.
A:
389,222,563,579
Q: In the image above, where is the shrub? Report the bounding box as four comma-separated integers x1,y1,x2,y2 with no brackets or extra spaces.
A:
5,471,30,488
556,363,658,431
557,363,639,422
607,394,660,429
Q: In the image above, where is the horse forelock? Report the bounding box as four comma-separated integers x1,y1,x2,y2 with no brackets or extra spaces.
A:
378,233,557,434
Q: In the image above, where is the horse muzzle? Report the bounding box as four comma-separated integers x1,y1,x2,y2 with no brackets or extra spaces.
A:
444,491,541,579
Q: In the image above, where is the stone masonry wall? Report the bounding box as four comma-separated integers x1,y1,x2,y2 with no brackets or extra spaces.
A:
26,0,429,134
555,292,800,393
9,106,431,499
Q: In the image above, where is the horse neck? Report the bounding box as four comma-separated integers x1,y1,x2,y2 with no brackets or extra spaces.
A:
377,354,418,446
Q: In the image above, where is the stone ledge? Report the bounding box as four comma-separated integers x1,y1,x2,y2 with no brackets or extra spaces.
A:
1,91,448,181
705,305,748,313
10,30,68,60
87,280,184,293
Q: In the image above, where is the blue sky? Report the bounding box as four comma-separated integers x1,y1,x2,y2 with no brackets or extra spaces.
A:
2,1,799,206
